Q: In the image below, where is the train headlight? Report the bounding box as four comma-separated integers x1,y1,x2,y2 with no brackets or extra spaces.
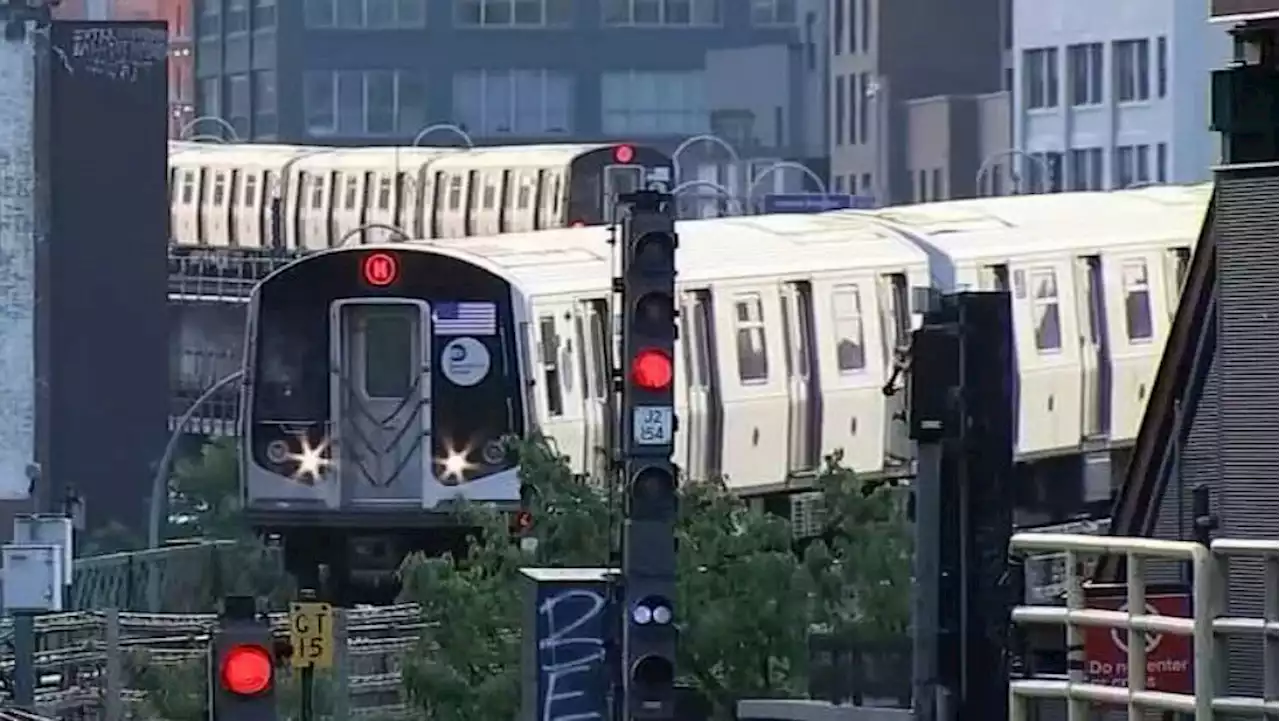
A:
284,436,331,484
437,441,477,485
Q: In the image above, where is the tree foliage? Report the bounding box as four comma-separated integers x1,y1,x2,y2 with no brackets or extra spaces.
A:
399,439,912,721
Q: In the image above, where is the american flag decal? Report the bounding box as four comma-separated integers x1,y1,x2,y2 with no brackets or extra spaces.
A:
433,301,497,336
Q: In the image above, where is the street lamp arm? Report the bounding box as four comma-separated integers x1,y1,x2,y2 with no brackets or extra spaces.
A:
179,115,240,143
670,134,741,184
746,161,829,200
975,150,1051,196
411,123,475,149
147,370,244,550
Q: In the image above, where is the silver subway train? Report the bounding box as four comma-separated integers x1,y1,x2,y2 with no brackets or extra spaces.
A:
169,141,673,250
239,182,1212,596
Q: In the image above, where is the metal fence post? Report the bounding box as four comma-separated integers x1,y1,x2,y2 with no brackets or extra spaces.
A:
104,607,122,721
333,608,350,721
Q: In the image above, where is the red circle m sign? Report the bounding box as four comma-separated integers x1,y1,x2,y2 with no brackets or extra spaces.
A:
1083,586,1193,694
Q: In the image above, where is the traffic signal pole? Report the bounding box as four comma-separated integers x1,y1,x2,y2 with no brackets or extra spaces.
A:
615,191,680,721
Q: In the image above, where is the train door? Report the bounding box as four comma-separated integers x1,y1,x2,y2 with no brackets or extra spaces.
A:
1074,255,1110,440
497,170,513,233
441,172,465,238
476,171,501,236
574,299,613,482
876,272,912,467
174,170,197,243
1163,246,1192,319
263,171,282,248
533,306,586,474
780,281,819,474
329,300,433,506
237,171,260,246
303,172,331,251
397,172,418,237
225,170,241,246
533,170,549,230
680,290,721,482
464,170,480,236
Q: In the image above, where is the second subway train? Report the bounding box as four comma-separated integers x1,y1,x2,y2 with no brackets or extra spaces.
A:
169,141,672,249
240,182,1212,536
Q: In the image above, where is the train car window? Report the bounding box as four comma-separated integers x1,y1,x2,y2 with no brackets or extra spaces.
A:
363,313,413,399
343,176,358,210
499,170,513,231
448,174,463,210
378,177,392,209
212,173,227,206
311,176,326,209
586,302,609,398
1122,260,1153,342
1030,269,1062,352
244,174,258,207
734,294,769,383
687,292,715,388
537,315,563,416
181,171,196,204
550,174,562,218
483,179,497,209
603,165,645,222
831,284,867,373
517,176,533,209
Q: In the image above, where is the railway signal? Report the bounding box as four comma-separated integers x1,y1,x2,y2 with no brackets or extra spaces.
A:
210,596,279,721
617,190,679,719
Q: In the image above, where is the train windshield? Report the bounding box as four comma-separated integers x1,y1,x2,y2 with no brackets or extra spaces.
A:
566,144,673,226
253,301,327,421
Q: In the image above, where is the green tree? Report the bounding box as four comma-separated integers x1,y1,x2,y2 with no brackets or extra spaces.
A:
398,439,911,721
167,437,244,540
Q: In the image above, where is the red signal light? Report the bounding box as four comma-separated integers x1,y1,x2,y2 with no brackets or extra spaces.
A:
613,144,636,164
571,220,586,228
221,644,273,696
362,252,399,287
515,510,533,532
631,348,673,391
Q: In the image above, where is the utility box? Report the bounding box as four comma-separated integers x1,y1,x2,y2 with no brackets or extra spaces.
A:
13,515,74,587
3,544,65,612
519,567,617,721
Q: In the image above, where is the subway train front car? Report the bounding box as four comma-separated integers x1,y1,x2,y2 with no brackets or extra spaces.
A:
241,244,529,604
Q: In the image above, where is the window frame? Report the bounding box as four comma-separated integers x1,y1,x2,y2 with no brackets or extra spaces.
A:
1023,47,1059,110
361,312,415,400
452,68,574,138
1121,260,1154,343
602,0,721,26
1114,38,1151,103
831,284,867,374
455,0,572,27
733,293,770,384
749,0,797,26
1030,268,1062,353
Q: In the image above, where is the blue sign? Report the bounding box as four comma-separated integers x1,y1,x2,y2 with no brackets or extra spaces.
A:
522,568,614,721
762,193,875,213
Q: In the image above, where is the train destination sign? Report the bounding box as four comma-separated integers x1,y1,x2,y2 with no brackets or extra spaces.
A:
1083,585,1192,693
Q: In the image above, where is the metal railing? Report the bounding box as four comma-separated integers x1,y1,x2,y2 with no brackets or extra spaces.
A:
1008,532,1279,721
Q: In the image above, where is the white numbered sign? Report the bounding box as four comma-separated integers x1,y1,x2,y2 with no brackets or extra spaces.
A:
633,406,674,446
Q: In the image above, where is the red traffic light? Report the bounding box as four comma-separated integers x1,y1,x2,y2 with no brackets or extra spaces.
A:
631,348,673,391
221,644,273,696
515,510,533,532
362,251,399,287
613,144,636,164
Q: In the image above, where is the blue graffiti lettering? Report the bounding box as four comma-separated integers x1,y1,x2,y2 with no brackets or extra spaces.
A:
538,588,606,721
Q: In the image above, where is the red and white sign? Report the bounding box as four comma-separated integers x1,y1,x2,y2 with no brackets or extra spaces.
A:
1083,586,1192,693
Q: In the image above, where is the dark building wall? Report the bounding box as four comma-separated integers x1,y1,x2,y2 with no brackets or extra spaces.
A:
41,22,171,534
198,0,798,149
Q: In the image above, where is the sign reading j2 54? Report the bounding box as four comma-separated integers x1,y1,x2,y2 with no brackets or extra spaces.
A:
289,601,334,669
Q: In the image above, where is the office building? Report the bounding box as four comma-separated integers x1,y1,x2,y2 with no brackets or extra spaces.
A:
827,0,1004,206
1010,0,1231,193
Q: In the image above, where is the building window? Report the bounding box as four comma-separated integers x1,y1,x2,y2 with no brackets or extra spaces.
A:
859,0,868,52
860,173,871,195
1157,142,1168,182
456,0,571,26
198,77,221,122
1067,42,1102,106
856,72,869,143
1068,147,1104,191
848,74,858,144
226,74,251,140
537,316,563,417
603,0,720,26
254,0,277,29
1114,39,1150,102
1122,261,1153,341
453,69,573,137
303,70,428,138
1114,144,1151,188
1027,151,1063,193
847,0,857,53
833,75,845,146
253,70,277,137
734,294,769,382
1023,47,1059,109
831,285,866,373
226,0,249,33
305,0,427,28
831,0,843,54
916,170,926,201
1031,270,1061,352
931,168,942,200
198,0,221,36
750,0,796,25
1156,36,1167,98
602,71,708,136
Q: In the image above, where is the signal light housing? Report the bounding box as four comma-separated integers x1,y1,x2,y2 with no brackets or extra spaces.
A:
220,644,273,696
631,348,673,391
